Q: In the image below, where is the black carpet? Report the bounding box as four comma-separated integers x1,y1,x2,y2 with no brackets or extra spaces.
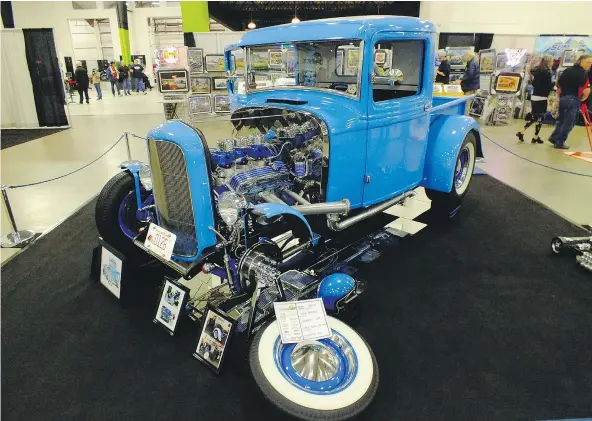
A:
2,176,591,421
1,128,68,150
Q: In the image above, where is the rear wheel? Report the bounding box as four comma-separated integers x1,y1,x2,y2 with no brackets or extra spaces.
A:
249,316,379,421
426,131,477,219
95,171,152,256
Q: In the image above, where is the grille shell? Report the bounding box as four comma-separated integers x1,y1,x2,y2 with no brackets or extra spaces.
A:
148,138,198,257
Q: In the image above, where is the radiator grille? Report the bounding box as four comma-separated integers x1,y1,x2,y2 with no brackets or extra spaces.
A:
148,138,198,257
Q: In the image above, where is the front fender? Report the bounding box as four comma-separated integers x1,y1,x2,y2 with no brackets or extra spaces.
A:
252,203,318,246
420,115,482,193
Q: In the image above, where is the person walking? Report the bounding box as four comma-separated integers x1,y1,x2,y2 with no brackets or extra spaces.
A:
548,54,592,149
107,61,121,96
137,71,147,95
74,61,90,104
91,69,103,100
458,51,480,95
516,55,554,144
118,60,131,95
130,59,144,93
435,50,451,84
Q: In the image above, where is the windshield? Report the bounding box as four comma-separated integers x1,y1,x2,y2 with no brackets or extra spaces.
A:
243,40,362,98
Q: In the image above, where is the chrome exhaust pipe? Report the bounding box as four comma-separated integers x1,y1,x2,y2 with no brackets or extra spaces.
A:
281,188,311,205
292,199,350,216
327,191,416,231
258,191,286,205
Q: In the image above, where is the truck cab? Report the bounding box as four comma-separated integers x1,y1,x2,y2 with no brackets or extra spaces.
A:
225,16,481,209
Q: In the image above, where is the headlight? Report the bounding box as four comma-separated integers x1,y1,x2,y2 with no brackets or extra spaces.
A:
138,164,153,191
218,191,247,228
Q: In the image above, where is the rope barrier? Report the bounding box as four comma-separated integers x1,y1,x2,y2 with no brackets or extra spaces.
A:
6,133,128,189
479,132,592,179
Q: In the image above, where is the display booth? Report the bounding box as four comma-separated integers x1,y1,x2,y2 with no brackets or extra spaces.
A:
1,28,68,129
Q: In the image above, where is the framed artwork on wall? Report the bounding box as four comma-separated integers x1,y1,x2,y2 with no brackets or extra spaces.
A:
205,54,226,73
157,69,189,93
214,95,231,113
190,76,210,94
562,50,582,67
187,48,204,73
212,77,228,90
188,95,212,115
250,50,269,70
268,50,283,69
347,49,360,69
479,49,496,73
286,49,295,75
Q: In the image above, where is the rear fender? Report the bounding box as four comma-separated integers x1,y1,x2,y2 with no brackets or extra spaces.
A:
420,115,482,193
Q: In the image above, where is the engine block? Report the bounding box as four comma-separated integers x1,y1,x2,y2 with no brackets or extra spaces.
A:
229,161,290,195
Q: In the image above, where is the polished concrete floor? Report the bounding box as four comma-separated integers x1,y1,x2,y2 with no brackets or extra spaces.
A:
1,91,591,262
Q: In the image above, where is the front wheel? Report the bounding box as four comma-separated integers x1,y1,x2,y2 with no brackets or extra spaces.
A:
249,316,379,421
425,131,477,219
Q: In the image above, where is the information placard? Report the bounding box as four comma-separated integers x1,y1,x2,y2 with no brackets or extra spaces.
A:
153,278,189,335
273,299,331,344
194,308,235,373
100,246,122,299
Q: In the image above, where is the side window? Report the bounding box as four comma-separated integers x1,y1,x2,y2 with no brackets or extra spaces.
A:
372,40,424,102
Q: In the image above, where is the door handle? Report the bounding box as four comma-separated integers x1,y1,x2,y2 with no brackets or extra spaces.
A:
424,103,432,112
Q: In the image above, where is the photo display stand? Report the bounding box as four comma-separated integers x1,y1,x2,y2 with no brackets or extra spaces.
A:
193,306,235,374
91,238,130,306
153,277,191,336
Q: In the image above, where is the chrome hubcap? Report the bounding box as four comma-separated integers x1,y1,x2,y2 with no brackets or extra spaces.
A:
290,340,340,382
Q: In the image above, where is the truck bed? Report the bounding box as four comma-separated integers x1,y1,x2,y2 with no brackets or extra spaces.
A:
430,95,472,124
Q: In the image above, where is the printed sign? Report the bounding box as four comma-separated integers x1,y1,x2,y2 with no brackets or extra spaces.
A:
144,223,176,261
100,247,122,299
273,298,331,344
154,279,187,333
194,308,235,373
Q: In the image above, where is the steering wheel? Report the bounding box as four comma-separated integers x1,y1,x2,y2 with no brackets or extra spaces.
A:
330,82,349,92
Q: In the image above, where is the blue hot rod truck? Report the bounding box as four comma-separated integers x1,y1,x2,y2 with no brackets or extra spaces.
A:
95,16,482,421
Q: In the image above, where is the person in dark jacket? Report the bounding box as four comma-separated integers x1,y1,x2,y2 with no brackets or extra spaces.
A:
548,54,592,149
516,55,554,144
117,60,131,96
107,61,121,97
458,51,480,94
74,61,90,104
435,50,451,84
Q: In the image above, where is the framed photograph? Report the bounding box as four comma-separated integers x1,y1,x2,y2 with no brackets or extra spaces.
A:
495,53,507,71
158,69,189,93
153,278,189,335
335,49,344,75
286,49,295,75
374,49,387,65
205,54,226,73
469,95,487,117
494,73,522,93
479,49,496,73
562,50,581,67
250,50,269,70
188,95,212,115
99,243,123,299
268,49,283,69
347,49,360,69
193,307,235,373
214,95,230,113
187,48,204,73
190,76,210,94
212,77,228,90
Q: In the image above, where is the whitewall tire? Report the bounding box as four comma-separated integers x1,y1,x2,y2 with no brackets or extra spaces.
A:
249,316,379,420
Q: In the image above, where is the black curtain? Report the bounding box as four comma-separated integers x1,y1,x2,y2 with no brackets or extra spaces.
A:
22,29,68,127
184,32,196,48
1,1,14,28
474,34,494,52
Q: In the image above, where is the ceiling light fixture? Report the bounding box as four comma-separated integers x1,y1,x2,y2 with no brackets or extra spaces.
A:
291,2,300,23
248,11,256,30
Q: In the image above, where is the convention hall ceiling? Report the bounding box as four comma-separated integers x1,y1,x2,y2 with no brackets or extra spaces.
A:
208,1,421,31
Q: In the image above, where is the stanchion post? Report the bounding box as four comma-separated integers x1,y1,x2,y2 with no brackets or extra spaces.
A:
1,185,36,248
124,132,132,162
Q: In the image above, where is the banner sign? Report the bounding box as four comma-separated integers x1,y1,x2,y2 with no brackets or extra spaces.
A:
534,36,592,59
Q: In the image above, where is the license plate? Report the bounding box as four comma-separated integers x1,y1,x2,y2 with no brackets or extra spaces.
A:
144,224,176,261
